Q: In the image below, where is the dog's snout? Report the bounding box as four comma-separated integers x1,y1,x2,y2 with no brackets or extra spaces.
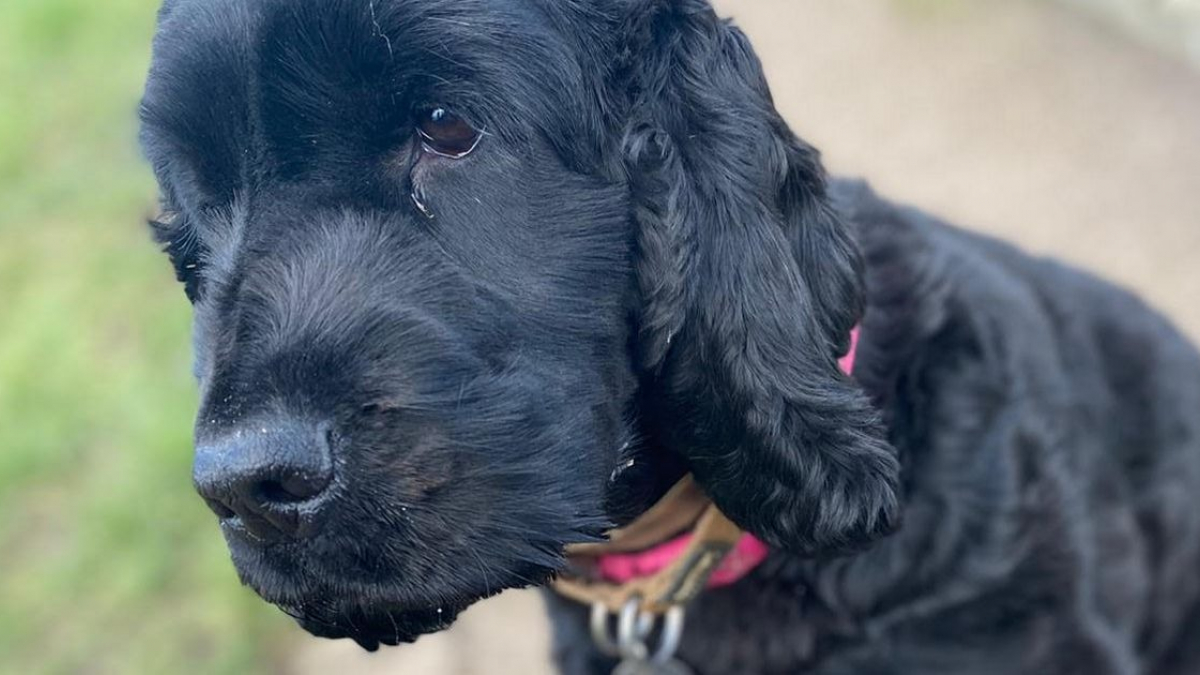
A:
193,418,335,540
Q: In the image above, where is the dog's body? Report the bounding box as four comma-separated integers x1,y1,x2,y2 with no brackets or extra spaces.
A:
549,179,1200,674
138,0,1200,673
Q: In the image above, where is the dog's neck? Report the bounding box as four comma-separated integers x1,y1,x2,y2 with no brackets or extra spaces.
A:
607,327,864,527
576,330,863,606
602,431,690,528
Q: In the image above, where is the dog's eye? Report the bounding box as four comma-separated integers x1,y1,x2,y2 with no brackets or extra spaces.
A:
416,107,481,159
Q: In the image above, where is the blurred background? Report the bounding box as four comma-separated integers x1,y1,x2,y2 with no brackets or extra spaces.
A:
0,0,1197,673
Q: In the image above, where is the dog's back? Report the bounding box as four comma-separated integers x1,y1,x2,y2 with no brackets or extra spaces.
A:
840,178,1200,674
983,216,1200,674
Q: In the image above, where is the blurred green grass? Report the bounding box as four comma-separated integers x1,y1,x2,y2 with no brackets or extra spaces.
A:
0,0,291,672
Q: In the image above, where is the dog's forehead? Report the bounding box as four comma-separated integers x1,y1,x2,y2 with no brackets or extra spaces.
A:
144,0,577,114
140,0,611,203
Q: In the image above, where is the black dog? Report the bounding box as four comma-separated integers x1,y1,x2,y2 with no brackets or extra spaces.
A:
139,0,1200,672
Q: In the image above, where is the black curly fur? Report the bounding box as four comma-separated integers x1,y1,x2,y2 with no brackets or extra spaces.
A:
140,0,1200,671
620,1,899,557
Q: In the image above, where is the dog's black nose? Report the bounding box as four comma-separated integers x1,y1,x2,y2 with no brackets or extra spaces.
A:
193,419,335,540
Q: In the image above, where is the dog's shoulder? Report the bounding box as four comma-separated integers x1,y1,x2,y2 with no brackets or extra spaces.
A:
828,176,1200,667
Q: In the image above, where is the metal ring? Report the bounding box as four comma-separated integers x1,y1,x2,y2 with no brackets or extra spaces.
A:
589,603,621,658
649,605,686,665
617,597,650,661
592,599,687,665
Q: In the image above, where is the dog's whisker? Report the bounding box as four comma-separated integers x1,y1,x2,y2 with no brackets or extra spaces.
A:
367,0,394,61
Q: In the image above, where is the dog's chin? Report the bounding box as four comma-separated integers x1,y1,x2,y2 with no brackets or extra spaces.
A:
276,598,467,651
231,539,559,651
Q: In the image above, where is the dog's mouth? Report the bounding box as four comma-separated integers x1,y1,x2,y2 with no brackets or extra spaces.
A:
275,598,466,651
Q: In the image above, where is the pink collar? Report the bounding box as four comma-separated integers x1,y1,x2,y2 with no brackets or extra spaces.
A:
594,329,860,588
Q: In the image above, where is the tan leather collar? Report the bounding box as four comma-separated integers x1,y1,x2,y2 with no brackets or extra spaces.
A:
552,476,748,614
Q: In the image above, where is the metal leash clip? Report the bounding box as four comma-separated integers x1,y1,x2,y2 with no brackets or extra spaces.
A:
590,597,693,675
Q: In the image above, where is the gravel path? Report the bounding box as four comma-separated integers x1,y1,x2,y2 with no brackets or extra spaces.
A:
292,1,1200,672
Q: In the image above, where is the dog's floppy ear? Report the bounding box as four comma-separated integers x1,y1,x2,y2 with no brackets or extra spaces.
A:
620,1,900,555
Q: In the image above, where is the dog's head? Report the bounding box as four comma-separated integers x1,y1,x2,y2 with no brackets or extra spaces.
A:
140,0,899,648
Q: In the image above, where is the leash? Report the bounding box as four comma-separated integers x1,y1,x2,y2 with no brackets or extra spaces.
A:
552,330,861,673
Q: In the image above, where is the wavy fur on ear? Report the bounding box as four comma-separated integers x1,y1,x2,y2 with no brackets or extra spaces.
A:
622,0,900,555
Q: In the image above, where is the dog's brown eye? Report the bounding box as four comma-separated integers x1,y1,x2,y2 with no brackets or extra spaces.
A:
417,107,481,159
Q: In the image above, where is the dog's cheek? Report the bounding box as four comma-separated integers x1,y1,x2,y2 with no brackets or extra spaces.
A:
407,155,466,220
409,163,435,218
